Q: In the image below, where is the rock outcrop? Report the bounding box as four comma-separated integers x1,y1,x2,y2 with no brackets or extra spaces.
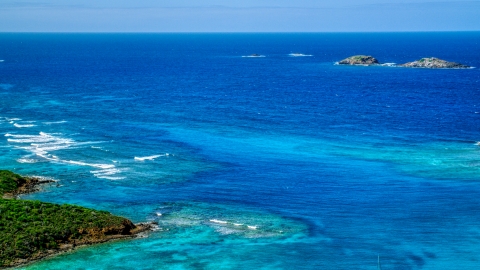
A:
338,55,379,65
399,57,470,69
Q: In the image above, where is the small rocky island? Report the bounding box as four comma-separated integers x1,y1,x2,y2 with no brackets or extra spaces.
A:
337,55,472,69
338,55,379,66
399,57,471,69
0,170,153,268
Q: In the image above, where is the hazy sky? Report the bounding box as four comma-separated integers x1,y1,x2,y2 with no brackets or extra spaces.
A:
1,0,479,32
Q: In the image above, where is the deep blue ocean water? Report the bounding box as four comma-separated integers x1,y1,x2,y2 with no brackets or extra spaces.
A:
1,33,480,269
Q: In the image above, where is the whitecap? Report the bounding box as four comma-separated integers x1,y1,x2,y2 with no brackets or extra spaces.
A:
94,176,125,180
134,154,168,161
288,53,313,57
17,158,40,163
210,219,228,224
90,168,120,176
43,121,67,125
247,225,258,230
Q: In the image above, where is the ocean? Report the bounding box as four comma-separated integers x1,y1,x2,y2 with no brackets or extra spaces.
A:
1,32,480,269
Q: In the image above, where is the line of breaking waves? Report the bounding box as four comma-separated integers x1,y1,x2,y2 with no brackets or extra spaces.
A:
5,131,125,180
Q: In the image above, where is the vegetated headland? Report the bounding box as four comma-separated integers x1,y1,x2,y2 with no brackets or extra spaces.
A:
0,170,154,269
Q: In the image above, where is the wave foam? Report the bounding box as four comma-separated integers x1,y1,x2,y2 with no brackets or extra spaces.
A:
288,53,313,57
209,219,258,230
380,63,397,67
13,123,36,128
6,131,122,180
17,158,40,163
43,121,67,125
134,154,169,161
210,219,228,224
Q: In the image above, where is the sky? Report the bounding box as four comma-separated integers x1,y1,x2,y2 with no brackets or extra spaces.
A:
0,0,479,32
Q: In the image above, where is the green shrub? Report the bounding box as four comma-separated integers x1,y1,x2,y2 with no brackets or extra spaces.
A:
0,170,27,195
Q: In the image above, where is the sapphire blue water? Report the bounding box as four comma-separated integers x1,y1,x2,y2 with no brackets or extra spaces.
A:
1,33,480,269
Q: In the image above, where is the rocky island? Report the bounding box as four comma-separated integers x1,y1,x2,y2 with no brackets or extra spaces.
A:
338,55,380,66
0,170,153,268
399,57,471,69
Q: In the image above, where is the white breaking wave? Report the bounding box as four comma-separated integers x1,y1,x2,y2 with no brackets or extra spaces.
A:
134,154,169,161
210,219,228,224
380,63,397,67
13,123,36,128
44,121,66,125
17,158,40,163
288,53,313,57
43,121,67,125
209,219,258,230
95,176,125,180
5,131,122,180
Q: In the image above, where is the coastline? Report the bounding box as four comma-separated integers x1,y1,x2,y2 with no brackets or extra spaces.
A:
5,222,156,269
1,176,56,199
0,171,157,269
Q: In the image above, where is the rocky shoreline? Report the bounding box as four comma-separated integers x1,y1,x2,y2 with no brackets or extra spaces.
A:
337,55,472,69
1,176,55,199
5,222,156,269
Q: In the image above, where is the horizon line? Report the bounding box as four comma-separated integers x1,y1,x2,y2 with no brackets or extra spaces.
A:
1,30,480,34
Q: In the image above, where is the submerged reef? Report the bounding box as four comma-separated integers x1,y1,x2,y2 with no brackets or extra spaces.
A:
399,57,471,69
152,202,307,240
0,170,153,268
338,55,380,65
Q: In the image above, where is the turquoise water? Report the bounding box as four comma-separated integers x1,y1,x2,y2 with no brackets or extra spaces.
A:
0,33,480,269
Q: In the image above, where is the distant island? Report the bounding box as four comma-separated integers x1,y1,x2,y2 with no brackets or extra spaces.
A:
0,170,153,268
242,54,266,58
399,57,471,69
338,55,379,66
337,55,472,69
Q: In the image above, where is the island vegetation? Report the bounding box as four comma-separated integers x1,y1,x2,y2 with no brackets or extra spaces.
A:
0,170,151,268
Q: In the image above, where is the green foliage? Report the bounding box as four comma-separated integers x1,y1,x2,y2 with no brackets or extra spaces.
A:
0,170,26,195
352,55,368,60
0,198,127,266
0,170,131,267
